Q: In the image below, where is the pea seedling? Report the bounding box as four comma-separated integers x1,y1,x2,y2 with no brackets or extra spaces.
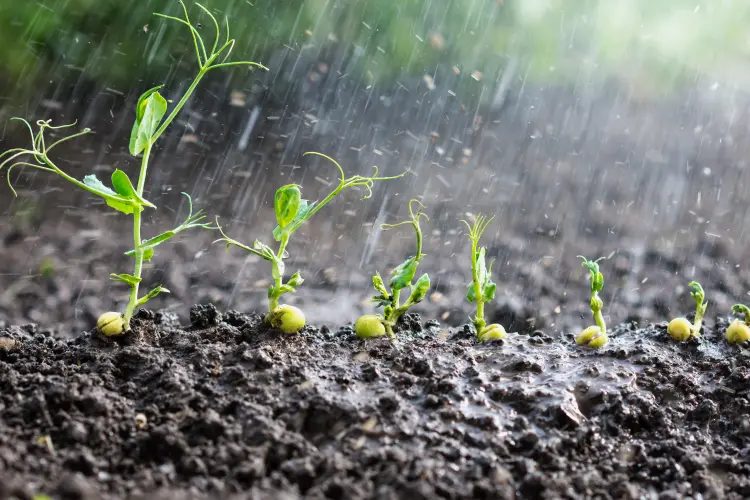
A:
355,200,431,339
0,2,267,335
726,304,750,344
463,214,506,342
576,256,608,348
667,281,707,341
216,152,405,334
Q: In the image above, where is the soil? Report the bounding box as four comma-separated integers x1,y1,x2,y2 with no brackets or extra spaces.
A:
1,306,749,499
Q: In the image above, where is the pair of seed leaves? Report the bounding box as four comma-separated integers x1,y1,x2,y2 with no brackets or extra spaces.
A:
467,247,497,304
371,260,430,309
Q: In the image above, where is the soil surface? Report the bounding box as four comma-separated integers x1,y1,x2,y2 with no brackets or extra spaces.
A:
1,306,749,499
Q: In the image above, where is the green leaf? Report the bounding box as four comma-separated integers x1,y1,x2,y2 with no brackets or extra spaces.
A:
278,285,297,295
111,169,138,198
83,174,135,214
135,85,165,121
274,184,302,229
110,273,142,286
143,248,155,262
111,169,155,208
482,280,497,302
372,272,388,296
125,246,156,262
275,200,316,241
287,272,304,288
294,199,315,221
135,284,170,308
389,258,417,290
591,273,604,292
83,174,117,196
409,273,431,304
129,89,168,156
466,283,477,303
124,230,176,260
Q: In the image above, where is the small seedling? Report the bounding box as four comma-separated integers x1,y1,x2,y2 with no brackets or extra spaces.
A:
462,213,506,342
0,2,266,335
726,304,750,344
355,200,431,339
216,152,405,333
576,256,608,348
667,281,707,341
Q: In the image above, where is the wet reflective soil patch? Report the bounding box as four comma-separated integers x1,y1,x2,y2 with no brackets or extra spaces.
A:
1,307,749,499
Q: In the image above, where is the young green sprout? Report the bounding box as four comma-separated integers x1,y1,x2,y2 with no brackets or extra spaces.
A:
667,281,707,341
0,2,266,335
726,304,750,344
462,214,506,342
575,256,608,348
355,200,431,339
216,152,405,334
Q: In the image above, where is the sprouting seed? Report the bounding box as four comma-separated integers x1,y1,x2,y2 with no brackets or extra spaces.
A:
726,304,750,344
667,281,707,341
575,256,608,348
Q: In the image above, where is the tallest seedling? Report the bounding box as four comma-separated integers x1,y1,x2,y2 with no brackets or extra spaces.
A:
0,2,267,334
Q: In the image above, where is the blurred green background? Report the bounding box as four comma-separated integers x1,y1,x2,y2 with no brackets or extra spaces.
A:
3,0,750,107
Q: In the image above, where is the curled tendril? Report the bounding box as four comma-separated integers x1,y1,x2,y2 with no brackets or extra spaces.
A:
303,151,408,200
381,199,429,230
578,255,602,275
180,192,217,230
380,199,429,261
0,118,93,196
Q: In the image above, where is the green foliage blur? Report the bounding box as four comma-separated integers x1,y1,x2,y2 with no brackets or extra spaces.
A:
1,0,750,101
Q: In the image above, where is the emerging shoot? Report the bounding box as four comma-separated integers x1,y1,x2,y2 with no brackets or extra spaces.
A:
667,281,707,341
355,200,431,339
0,1,266,334
726,304,750,344
575,256,608,348
462,214,506,342
217,152,405,334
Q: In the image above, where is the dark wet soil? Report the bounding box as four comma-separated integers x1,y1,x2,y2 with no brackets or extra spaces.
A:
1,306,749,499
